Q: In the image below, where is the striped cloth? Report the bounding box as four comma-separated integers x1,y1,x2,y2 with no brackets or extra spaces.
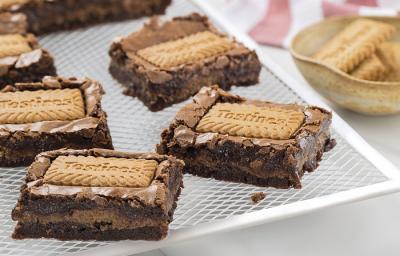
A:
214,0,400,48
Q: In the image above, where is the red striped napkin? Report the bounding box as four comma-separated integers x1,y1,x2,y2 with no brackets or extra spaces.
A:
215,0,400,48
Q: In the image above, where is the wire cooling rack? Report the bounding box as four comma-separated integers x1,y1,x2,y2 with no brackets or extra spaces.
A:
1,0,400,255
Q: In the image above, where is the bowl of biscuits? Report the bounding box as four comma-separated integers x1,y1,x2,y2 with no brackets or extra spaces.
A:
290,16,400,115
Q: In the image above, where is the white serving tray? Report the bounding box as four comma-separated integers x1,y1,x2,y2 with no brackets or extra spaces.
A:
1,0,400,255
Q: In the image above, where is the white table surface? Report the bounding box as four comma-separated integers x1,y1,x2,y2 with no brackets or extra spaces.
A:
134,14,400,256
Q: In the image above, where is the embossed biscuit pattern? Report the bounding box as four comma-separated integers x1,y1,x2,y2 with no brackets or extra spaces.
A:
43,156,158,187
0,89,85,124
196,103,305,139
0,34,32,58
137,31,235,68
350,54,388,81
313,19,395,72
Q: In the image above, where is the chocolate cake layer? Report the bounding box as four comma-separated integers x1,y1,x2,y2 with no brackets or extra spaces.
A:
0,76,113,166
13,223,168,241
109,13,262,111
0,0,171,35
157,86,336,188
0,33,56,88
12,148,184,241
15,209,167,229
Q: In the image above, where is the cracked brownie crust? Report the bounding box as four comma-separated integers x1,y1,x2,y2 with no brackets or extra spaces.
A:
11,148,184,241
0,76,113,166
109,13,262,111
157,86,335,189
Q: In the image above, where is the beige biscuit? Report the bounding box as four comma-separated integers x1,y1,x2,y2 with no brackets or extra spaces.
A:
0,0,28,10
384,71,400,82
350,54,388,81
196,103,305,140
43,156,158,187
0,88,85,124
313,19,395,72
376,42,400,82
384,73,400,82
137,31,235,68
0,34,32,58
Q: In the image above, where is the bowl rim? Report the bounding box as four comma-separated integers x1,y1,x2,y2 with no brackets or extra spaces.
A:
289,15,400,87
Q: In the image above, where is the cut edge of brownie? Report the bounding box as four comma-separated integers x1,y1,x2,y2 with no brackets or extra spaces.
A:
109,13,262,111
157,86,335,189
11,148,184,241
0,0,172,35
12,223,170,241
0,76,113,166
0,33,56,88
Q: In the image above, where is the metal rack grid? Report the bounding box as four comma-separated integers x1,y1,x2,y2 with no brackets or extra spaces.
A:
0,0,398,255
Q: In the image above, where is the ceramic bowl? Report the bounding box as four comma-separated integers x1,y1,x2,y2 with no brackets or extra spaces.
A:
290,16,400,115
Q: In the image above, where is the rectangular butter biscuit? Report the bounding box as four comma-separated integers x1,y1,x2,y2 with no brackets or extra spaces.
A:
0,34,31,58
376,42,400,82
0,88,85,124
196,103,305,140
137,31,235,68
0,0,27,10
350,53,388,81
44,156,158,187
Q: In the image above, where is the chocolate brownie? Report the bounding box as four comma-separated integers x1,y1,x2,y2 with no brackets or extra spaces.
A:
0,33,56,88
109,13,262,111
157,86,335,189
12,148,184,241
0,0,171,35
0,76,113,166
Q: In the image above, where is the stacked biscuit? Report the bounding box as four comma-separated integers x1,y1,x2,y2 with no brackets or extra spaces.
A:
313,19,400,82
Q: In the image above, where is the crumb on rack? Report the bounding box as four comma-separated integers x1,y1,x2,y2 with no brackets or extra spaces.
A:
251,192,266,204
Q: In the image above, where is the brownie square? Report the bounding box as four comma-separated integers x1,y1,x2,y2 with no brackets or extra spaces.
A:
157,86,336,189
0,76,113,166
0,0,171,35
0,33,56,88
11,148,184,241
109,13,262,111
